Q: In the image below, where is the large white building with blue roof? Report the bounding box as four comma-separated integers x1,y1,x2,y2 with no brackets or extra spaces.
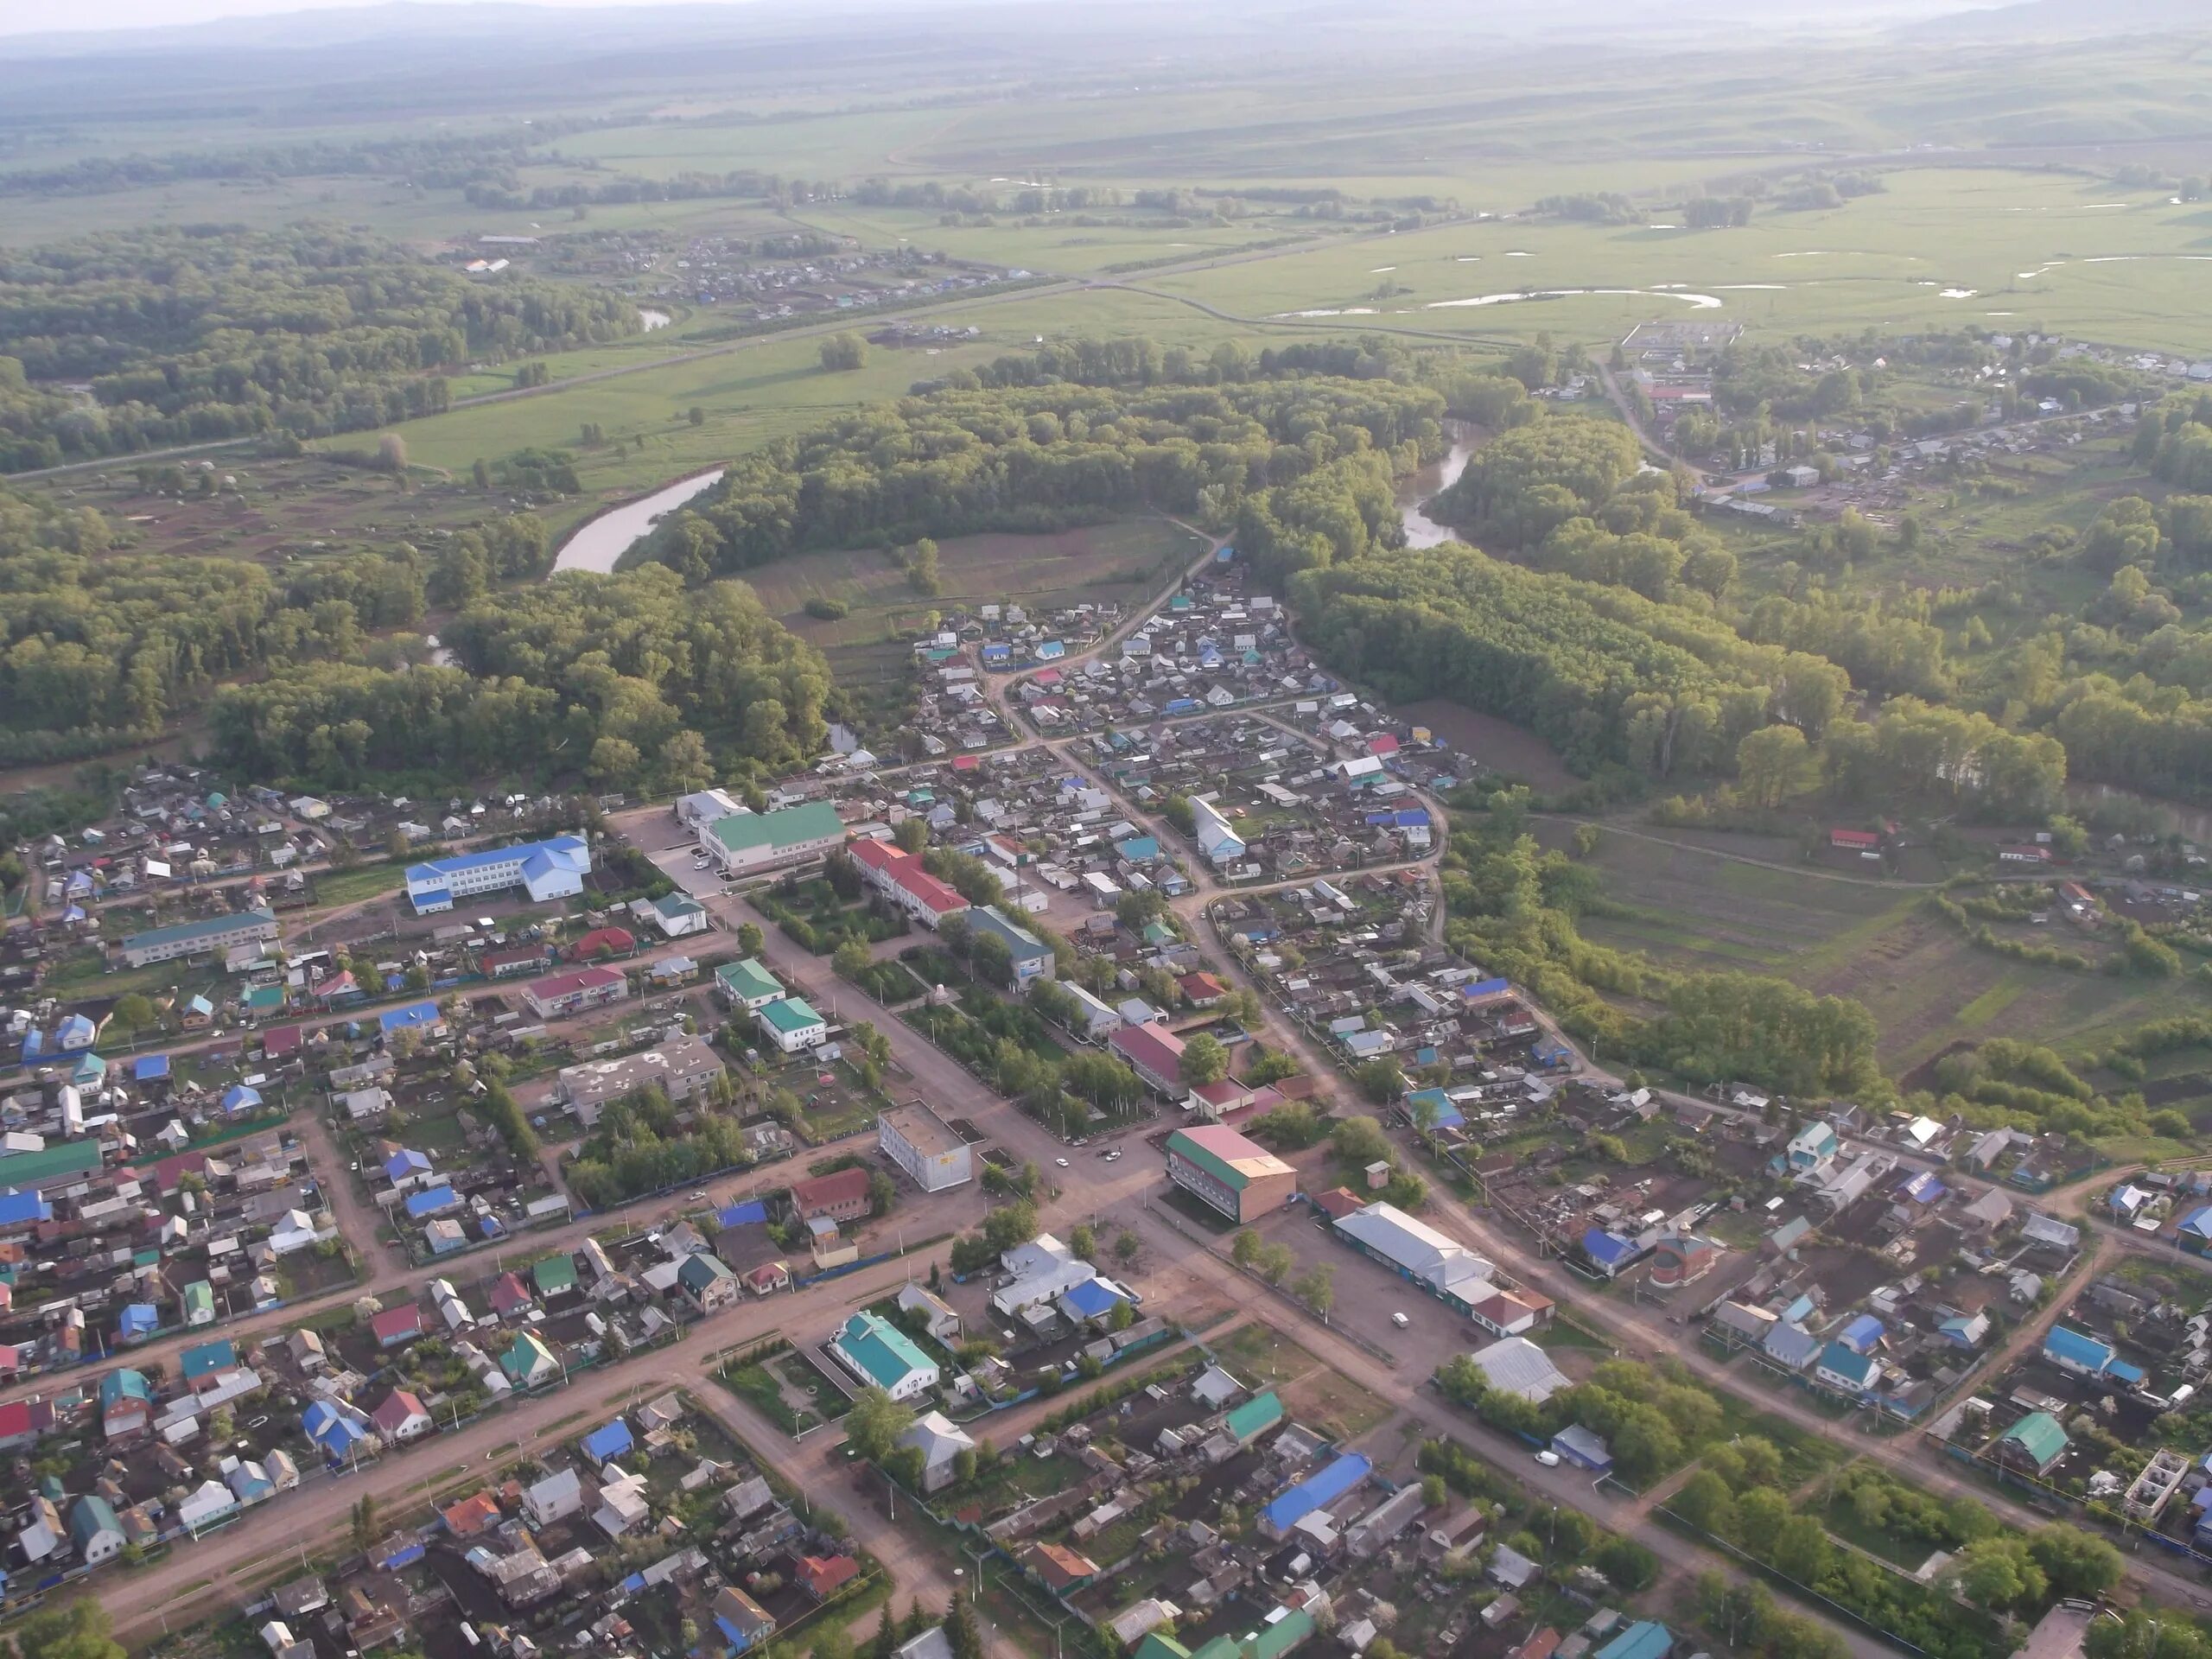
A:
405,835,590,914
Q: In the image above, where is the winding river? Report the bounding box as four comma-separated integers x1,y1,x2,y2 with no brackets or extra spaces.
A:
1397,425,1479,547
551,468,727,575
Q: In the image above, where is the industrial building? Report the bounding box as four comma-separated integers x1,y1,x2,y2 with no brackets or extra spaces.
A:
404,835,591,915
1164,1124,1297,1223
878,1101,973,1193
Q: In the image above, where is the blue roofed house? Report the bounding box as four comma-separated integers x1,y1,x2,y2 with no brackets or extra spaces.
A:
378,1001,446,1041
404,1185,461,1220
383,1148,433,1189
0,1188,53,1234
118,1303,160,1344
713,1586,777,1656
132,1054,170,1085
1837,1314,1885,1355
219,1084,262,1114
2179,1207,2212,1256
302,1400,374,1463
1116,836,1161,866
582,1418,635,1466
2044,1325,2118,1378
1058,1276,1133,1327
1814,1341,1880,1397
1580,1229,1643,1278
1261,1451,1371,1538
1406,1086,1465,1133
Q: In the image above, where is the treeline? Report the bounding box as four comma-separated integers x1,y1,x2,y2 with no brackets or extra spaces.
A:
0,121,618,198
462,168,779,211
0,226,636,470
2,487,550,760
1289,542,1834,779
654,371,1444,580
210,566,830,790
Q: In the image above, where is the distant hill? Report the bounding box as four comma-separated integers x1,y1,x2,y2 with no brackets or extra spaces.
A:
1899,0,2212,37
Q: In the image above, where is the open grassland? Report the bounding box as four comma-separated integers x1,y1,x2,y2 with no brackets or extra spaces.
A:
1541,820,2212,1075
752,517,1205,683
1149,168,2212,353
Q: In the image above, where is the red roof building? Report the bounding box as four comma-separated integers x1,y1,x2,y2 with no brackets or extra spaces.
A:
568,925,637,961
442,1491,503,1535
797,1554,861,1599
845,836,969,928
1312,1186,1367,1220
488,1272,533,1318
1827,829,1880,851
1366,734,1401,757
1178,972,1228,1006
370,1305,423,1347
1022,1541,1100,1590
789,1167,871,1224
262,1024,303,1058
1109,1020,1187,1095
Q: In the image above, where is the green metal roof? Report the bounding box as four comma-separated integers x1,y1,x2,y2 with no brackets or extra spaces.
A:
716,958,782,1001
760,996,821,1033
1224,1390,1283,1442
122,907,276,951
2002,1409,2069,1465
707,801,842,856
836,1312,934,1390
0,1138,102,1187
532,1253,577,1294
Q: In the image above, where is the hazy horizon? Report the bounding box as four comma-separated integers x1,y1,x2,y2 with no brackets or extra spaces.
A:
0,0,2006,43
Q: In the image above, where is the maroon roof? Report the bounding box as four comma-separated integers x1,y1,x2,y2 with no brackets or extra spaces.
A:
790,1167,870,1213
370,1305,423,1343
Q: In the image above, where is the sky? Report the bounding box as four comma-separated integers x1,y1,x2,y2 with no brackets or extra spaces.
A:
0,0,1993,41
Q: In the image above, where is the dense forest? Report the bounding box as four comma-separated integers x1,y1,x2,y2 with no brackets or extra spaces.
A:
654,353,1450,578
0,226,638,470
211,567,830,791
0,484,549,766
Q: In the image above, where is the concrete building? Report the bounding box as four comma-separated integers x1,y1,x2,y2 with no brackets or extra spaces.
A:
405,835,590,915
522,965,628,1020
699,802,844,876
121,908,280,969
715,957,784,1011
557,1035,727,1128
1165,1124,1297,1223
878,1102,973,1193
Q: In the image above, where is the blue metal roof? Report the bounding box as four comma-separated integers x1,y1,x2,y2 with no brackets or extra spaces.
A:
379,1001,442,1034
1582,1228,1638,1267
0,1189,51,1227
385,1149,432,1182
180,1340,235,1380
717,1199,768,1230
1062,1278,1127,1319
1817,1342,1878,1388
1593,1622,1673,1659
1262,1451,1370,1532
1839,1314,1885,1353
582,1419,635,1462
2108,1358,2147,1386
2044,1325,2113,1371
132,1055,170,1081
404,1185,460,1218
406,834,588,887
1459,976,1513,1002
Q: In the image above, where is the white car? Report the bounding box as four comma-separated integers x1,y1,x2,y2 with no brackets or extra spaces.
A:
1534,1449,1560,1467
1055,1157,1070,1168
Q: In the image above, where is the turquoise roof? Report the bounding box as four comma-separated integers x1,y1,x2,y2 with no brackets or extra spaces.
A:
835,1312,934,1390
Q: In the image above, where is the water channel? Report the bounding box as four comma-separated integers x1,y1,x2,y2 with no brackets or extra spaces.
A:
550,468,728,574
1396,423,1478,547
